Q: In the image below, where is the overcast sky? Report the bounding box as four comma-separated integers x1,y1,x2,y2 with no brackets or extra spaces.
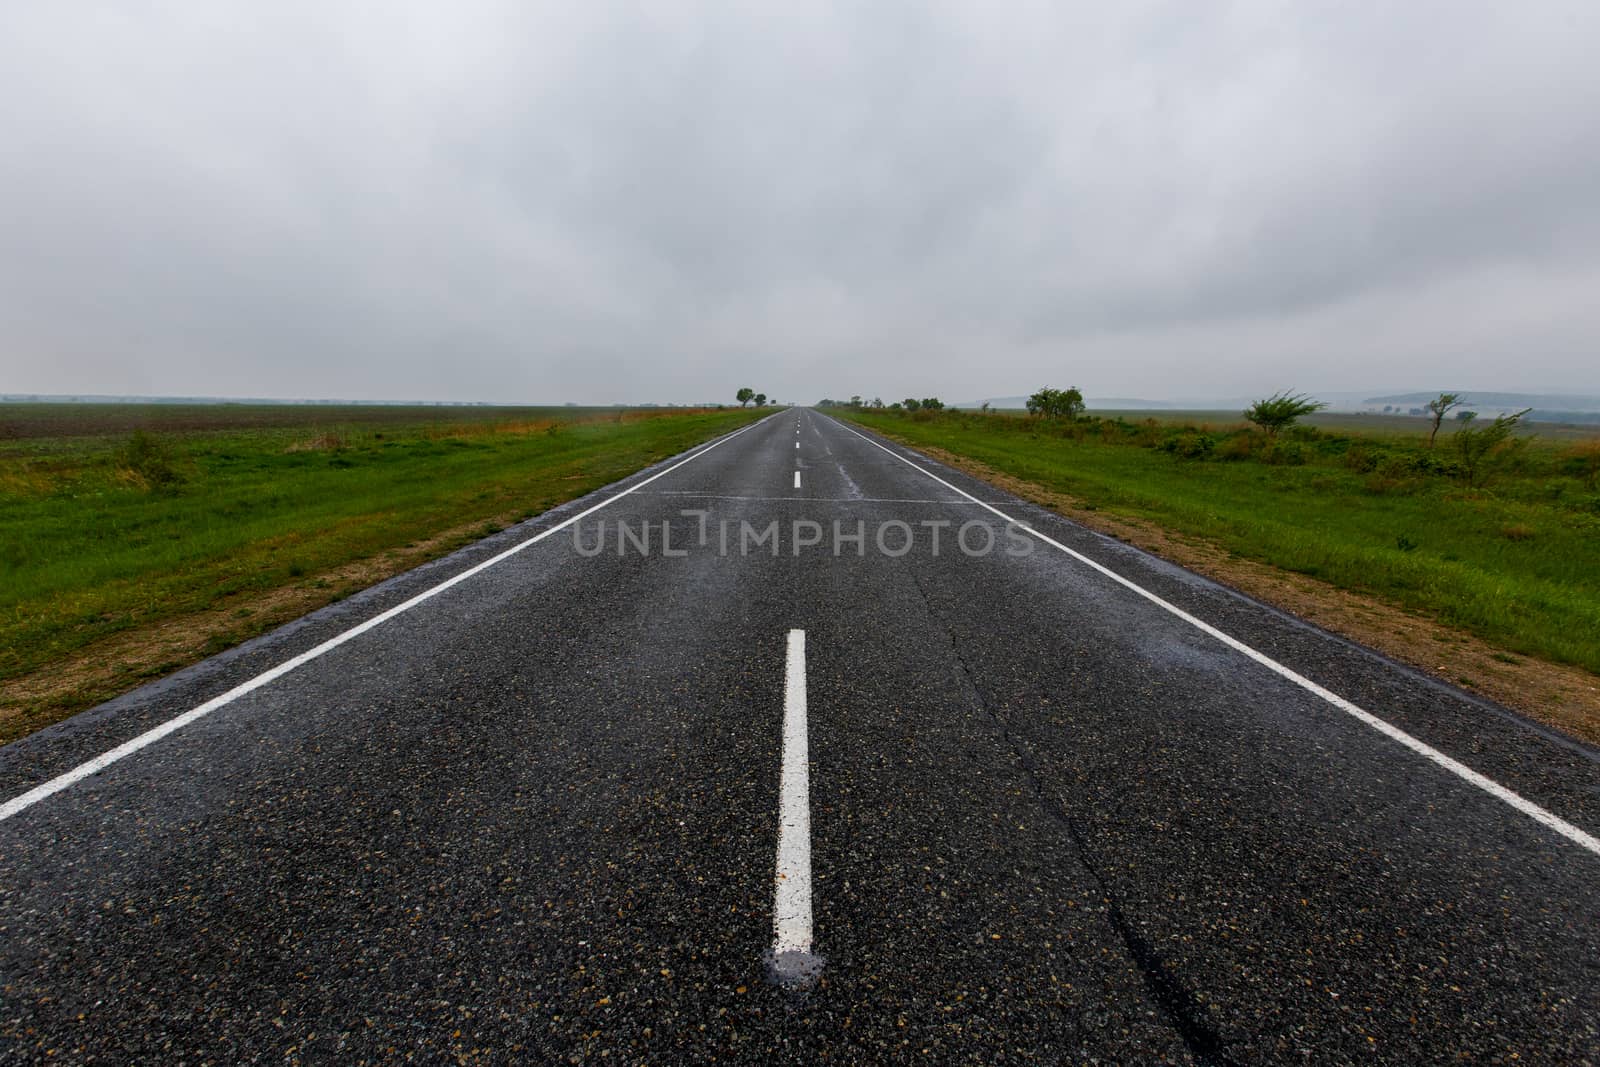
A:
4,2,1598,405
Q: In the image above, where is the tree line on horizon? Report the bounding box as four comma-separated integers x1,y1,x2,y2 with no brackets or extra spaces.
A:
813,385,1525,459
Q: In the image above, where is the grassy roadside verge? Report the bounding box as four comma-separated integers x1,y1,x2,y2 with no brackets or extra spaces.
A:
1,404,766,742
837,408,1600,742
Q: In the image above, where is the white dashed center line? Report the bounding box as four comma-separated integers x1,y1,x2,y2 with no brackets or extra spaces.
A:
769,628,822,987
793,470,802,489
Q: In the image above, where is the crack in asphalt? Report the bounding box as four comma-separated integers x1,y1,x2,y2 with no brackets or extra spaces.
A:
898,558,1240,1066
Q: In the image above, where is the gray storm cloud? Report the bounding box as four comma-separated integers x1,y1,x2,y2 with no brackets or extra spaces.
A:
3,1,1598,404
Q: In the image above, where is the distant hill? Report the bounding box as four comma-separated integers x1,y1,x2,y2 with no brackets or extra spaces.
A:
1360,391,1600,424
1362,391,1600,412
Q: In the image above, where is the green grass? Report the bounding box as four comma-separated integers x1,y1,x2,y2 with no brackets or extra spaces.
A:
839,408,1600,675
990,408,1600,441
0,404,765,692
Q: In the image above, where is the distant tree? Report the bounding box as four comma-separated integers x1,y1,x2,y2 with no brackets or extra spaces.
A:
1026,386,1085,420
1425,392,1464,448
871,397,884,408
980,401,991,412
754,392,767,407
888,401,904,411
903,398,921,412
736,387,755,407
848,394,863,408
1244,391,1326,438
1454,408,1530,486
920,397,944,411
1456,409,1477,421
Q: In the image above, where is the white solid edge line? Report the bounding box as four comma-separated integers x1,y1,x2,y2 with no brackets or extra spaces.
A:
0,413,778,824
827,416,1600,858
773,629,815,955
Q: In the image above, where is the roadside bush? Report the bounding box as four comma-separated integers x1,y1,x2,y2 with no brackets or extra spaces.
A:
118,430,185,491
1216,433,1258,462
1410,451,1455,476
1376,456,1417,480
1310,433,1349,457
1260,440,1307,466
1565,441,1600,490
1102,417,1140,443
1363,455,1424,495
1055,419,1089,443
1454,408,1530,486
1341,444,1379,472
1133,419,1164,448
1163,431,1215,459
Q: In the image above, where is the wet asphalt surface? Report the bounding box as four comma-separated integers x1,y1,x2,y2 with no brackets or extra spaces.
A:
1,409,1597,1064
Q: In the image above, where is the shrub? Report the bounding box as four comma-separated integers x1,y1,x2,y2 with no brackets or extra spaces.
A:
118,430,185,491
1260,440,1307,465
1163,431,1215,459
1132,419,1164,448
1342,445,1379,472
1101,417,1138,443
1244,391,1326,437
1563,441,1600,490
1216,434,1258,462
1454,408,1530,486
1411,451,1455,476
1055,419,1089,443
1026,386,1085,420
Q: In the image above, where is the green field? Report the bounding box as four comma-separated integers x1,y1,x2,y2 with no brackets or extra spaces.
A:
0,403,765,739
838,407,1600,675
1090,408,1600,441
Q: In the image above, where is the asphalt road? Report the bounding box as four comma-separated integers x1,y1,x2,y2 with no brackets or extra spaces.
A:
2,409,1597,1064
